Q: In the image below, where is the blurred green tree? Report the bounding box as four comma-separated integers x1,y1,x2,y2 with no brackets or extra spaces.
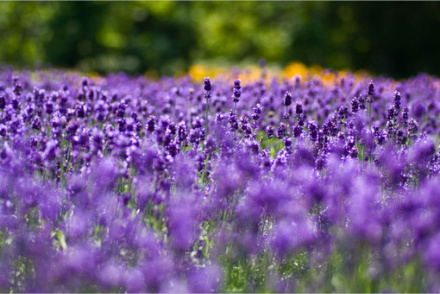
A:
0,1,439,78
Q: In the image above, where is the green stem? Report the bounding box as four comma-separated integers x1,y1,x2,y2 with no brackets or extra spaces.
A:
205,97,209,135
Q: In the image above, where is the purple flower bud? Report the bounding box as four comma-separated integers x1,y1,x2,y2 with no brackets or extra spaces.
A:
296,102,303,115
45,101,54,115
232,88,241,103
266,126,274,139
248,140,259,154
402,107,409,126
376,132,386,145
0,143,12,160
387,107,395,121
215,113,224,124
359,95,366,110
251,104,262,121
204,77,212,92
146,115,156,132
277,123,286,139
75,104,85,118
12,76,22,96
0,125,6,137
351,97,359,113
198,128,206,142
118,118,126,132
11,97,19,110
228,114,238,130
293,125,302,138
253,103,262,115
117,101,126,118
283,92,292,107
308,121,318,141
32,117,42,130
234,79,241,90
394,90,401,111
368,80,375,96
350,147,359,158
0,93,5,109
338,105,348,120
396,129,407,145
409,119,418,134
81,76,89,87
43,140,59,162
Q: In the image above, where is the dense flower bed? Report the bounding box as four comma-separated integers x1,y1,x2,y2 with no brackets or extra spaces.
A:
1,66,440,292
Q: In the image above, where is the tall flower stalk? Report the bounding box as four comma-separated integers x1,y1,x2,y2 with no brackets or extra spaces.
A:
368,80,374,132
204,77,212,135
232,79,241,115
283,91,292,135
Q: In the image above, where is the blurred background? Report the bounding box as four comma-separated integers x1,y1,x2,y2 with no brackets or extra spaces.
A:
1,1,440,78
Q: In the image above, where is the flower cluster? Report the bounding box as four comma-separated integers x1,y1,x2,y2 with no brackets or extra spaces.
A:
1,66,440,292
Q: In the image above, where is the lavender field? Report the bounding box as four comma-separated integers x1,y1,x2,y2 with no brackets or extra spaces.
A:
1,66,440,292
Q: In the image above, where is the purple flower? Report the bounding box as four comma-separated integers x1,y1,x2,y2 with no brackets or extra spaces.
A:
187,264,223,293
98,262,123,289
283,92,292,107
295,102,303,115
424,232,440,271
204,76,212,92
277,122,286,139
394,90,401,111
271,217,316,258
123,267,146,293
167,197,198,251
368,80,375,97
266,125,274,139
351,97,359,113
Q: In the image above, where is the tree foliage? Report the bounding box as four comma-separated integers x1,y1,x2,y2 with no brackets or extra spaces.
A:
0,2,439,78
